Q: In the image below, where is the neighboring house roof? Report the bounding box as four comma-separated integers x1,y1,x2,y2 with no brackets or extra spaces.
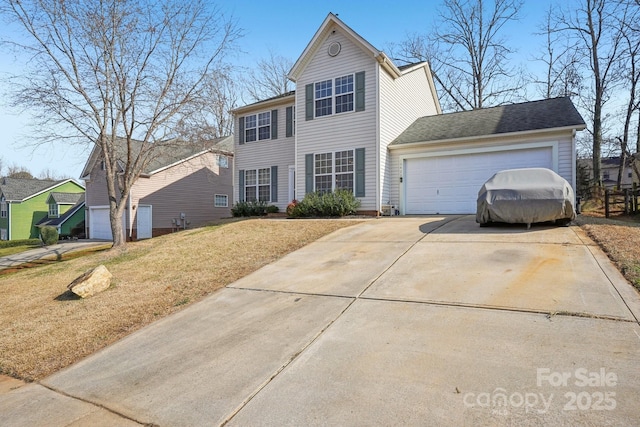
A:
232,91,296,114
390,97,587,147
37,194,85,228
80,135,234,179
47,192,84,205
0,177,83,202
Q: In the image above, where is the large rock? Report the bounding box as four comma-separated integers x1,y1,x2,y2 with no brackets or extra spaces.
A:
68,265,112,298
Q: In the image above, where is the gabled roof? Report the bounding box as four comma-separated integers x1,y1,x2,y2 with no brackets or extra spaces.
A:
0,177,83,202
288,13,402,81
390,97,586,147
37,194,85,228
80,135,234,179
47,192,84,205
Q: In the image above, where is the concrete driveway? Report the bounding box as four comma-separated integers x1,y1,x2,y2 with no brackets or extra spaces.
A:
2,216,639,426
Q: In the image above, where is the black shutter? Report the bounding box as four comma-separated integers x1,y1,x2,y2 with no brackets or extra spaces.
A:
239,117,245,144
286,106,293,137
355,71,365,112
271,166,278,202
355,148,365,197
271,109,278,139
305,154,314,194
305,84,314,121
238,170,245,202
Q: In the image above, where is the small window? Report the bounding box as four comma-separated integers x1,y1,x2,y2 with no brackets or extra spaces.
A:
0,228,6,240
218,155,229,168
0,201,6,218
214,194,228,207
100,160,106,170
603,171,610,180
49,203,59,218
628,172,633,178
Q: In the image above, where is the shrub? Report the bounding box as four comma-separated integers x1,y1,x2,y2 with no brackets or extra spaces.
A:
231,200,277,217
289,190,361,217
40,226,59,246
0,239,41,249
266,205,279,214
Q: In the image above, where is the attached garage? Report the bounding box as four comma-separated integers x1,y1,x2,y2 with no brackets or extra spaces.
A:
403,146,553,214
388,97,587,215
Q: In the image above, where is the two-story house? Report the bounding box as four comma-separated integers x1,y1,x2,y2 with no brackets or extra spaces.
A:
233,13,586,215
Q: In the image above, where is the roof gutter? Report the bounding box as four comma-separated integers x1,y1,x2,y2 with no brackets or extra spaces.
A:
388,124,588,150
376,52,401,79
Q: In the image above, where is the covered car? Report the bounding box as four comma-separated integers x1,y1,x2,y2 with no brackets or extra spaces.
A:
476,168,576,227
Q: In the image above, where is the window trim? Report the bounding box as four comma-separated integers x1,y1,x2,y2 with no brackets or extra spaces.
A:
48,203,59,218
244,168,271,202
244,111,271,143
313,73,355,118
314,149,355,194
214,194,228,208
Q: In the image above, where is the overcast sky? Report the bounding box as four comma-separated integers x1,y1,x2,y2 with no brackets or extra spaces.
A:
0,0,559,179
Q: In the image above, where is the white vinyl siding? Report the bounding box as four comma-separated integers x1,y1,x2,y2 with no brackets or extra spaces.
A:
379,66,439,209
234,100,295,211
389,132,576,215
295,29,377,210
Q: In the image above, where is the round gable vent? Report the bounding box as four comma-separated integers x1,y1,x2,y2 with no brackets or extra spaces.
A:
328,42,341,57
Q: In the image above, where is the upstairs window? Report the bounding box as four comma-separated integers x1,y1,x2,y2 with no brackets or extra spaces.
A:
315,79,333,117
48,203,59,218
0,201,6,218
244,112,271,142
335,75,354,113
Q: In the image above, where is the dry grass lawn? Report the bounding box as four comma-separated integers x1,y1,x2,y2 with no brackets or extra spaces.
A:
0,218,362,381
576,214,640,291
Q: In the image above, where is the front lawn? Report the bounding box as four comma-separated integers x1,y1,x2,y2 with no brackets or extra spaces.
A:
0,218,362,381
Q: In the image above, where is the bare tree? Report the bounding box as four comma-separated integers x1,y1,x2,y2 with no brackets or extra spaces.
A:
244,49,294,102
37,168,70,181
534,7,583,99
392,0,525,111
175,70,239,141
6,164,33,179
553,0,627,187
2,0,241,247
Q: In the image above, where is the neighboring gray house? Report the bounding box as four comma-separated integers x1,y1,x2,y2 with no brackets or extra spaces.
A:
233,13,586,215
81,136,234,240
578,157,639,190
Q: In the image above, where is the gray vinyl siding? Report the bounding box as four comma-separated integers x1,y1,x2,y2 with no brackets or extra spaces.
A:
388,131,577,208
133,151,233,230
234,101,296,211
295,29,378,210
379,67,439,207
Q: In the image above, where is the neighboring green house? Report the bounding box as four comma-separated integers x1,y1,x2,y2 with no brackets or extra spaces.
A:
0,177,85,240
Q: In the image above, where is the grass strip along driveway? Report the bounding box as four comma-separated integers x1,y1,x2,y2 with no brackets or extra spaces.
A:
0,219,362,382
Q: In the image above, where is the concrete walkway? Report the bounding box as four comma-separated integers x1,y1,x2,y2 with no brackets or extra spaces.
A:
0,240,110,270
1,216,639,426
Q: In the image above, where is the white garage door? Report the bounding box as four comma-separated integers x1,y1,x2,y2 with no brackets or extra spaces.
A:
404,147,553,214
89,207,114,240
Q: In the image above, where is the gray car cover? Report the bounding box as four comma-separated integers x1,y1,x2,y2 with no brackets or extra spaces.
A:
476,168,576,225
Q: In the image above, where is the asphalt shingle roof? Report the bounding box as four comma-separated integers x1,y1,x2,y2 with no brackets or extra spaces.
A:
391,97,586,146
37,194,85,227
49,192,83,205
0,177,63,201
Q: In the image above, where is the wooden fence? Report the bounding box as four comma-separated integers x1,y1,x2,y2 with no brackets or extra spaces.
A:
604,187,640,217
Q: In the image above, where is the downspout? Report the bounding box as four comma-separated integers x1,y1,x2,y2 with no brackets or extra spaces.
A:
375,62,380,215
7,203,10,240
572,129,577,193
